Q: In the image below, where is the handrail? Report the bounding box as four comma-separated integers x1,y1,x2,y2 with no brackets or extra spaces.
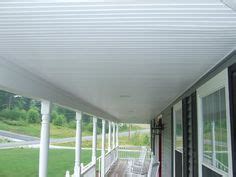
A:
66,146,149,177
105,146,118,156
81,162,95,175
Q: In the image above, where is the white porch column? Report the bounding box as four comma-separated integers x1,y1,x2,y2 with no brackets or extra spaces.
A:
116,123,119,147
112,122,115,149
39,100,51,177
74,111,82,177
92,116,97,164
108,121,111,151
101,119,106,177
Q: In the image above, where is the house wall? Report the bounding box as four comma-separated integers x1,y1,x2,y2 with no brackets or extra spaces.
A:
151,50,236,177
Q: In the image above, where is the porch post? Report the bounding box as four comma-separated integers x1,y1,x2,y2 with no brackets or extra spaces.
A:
92,116,97,164
112,122,115,149
39,100,51,177
116,123,119,147
74,111,82,177
101,119,106,177
108,121,111,151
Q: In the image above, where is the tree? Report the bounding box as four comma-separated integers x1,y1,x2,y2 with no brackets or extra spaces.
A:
27,107,40,123
51,111,58,123
53,114,66,126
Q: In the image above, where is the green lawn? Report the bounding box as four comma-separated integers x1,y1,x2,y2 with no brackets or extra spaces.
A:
0,148,100,177
0,119,145,139
55,132,150,148
0,120,92,138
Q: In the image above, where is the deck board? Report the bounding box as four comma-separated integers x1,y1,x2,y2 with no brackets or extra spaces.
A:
107,160,128,177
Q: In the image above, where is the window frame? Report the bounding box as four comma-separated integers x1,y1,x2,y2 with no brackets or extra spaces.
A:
173,101,183,177
197,69,233,177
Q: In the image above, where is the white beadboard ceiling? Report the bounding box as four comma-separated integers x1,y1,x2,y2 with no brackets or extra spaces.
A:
0,0,236,123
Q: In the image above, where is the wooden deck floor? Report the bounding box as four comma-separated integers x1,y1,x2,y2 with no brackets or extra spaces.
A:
106,160,128,177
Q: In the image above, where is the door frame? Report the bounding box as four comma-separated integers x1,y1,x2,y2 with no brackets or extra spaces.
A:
228,63,236,177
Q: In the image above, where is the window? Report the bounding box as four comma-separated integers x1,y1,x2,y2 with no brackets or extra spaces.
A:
173,101,183,177
197,69,232,177
175,108,183,152
202,88,228,172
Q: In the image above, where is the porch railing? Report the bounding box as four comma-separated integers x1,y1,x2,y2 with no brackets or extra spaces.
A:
118,146,149,160
105,147,118,173
81,162,96,177
66,146,151,177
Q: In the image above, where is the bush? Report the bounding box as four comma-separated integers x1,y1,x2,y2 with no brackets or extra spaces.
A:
51,111,58,123
143,134,150,145
1,119,26,126
27,108,40,123
84,123,93,132
53,114,66,126
0,108,27,121
67,121,76,129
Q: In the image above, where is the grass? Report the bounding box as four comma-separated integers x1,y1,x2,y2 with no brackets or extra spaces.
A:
0,119,145,139
0,120,92,138
55,132,150,148
0,148,101,177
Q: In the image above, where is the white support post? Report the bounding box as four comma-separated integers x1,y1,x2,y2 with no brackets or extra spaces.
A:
92,116,97,164
116,123,119,147
101,119,106,177
112,122,115,149
108,121,111,151
39,100,51,177
74,112,82,177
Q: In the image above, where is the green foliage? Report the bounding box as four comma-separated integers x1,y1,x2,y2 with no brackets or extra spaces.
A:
0,119,26,126
27,107,40,123
52,105,75,122
51,111,58,122
53,114,66,126
67,121,76,129
143,134,150,145
83,122,93,132
120,132,150,146
0,108,27,121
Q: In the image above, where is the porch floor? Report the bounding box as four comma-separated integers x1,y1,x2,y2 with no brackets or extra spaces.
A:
107,160,128,177
106,159,150,177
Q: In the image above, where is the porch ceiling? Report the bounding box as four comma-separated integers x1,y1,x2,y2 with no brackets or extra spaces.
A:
0,0,236,123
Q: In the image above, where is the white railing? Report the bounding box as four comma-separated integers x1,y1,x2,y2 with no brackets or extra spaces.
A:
118,146,154,177
66,146,151,177
105,147,118,174
118,146,149,160
81,162,96,177
65,162,96,177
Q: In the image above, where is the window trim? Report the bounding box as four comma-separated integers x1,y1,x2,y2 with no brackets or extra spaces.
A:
197,69,233,177
173,101,183,177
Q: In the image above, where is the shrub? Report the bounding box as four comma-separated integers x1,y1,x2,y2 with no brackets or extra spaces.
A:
2,119,26,126
51,111,58,123
143,134,150,145
67,121,76,129
84,123,93,132
53,114,66,126
27,107,40,123
0,108,27,121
